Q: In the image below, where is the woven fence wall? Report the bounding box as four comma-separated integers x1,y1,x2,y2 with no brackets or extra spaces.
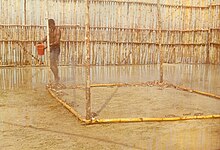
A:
0,0,219,66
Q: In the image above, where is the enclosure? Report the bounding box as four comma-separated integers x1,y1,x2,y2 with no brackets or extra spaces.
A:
1,0,220,66
1,0,220,149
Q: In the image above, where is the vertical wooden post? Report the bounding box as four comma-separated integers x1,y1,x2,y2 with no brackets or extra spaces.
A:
23,0,29,122
85,0,91,120
24,0,27,25
206,0,211,64
46,18,50,66
23,0,28,65
46,1,51,82
157,0,163,83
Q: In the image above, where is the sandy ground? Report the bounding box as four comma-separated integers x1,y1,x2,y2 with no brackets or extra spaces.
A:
60,86,220,119
0,65,220,149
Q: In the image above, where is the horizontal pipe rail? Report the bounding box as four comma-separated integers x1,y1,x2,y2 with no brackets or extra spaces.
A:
47,81,220,125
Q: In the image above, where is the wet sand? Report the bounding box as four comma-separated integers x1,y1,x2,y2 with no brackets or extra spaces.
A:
0,64,220,149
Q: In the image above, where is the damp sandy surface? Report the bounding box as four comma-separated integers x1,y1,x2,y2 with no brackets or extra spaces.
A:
0,64,220,150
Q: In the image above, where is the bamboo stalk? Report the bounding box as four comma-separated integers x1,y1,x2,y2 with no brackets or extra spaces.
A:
90,82,157,87
46,2,51,80
1,0,220,65
0,39,212,46
206,1,211,63
47,86,84,122
47,80,220,125
90,0,210,9
171,84,220,99
89,81,220,99
84,115,220,124
1,24,219,32
1,27,41,64
23,0,28,65
47,83,220,125
157,0,163,82
85,0,91,120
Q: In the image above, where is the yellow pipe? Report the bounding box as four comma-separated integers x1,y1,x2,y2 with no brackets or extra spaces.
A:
47,83,220,125
192,90,220,99
83,115,220,124
47,86,84,122
83,82,220,100
90,81,157,88
171,84,220,99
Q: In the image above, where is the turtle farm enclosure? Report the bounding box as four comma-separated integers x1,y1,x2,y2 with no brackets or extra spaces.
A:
0,0,220,149
47,64,220,124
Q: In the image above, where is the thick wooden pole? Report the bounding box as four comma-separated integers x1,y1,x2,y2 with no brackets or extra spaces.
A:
24,0,27,25
157,0,163,83
46,18,50,66
206,0,211,64
23,0,27,65
46,1,51,82
85,0,91,120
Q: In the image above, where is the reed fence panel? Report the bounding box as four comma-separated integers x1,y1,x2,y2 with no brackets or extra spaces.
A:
0,0,219,66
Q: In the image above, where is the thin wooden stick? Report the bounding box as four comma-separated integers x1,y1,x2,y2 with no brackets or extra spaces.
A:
90,0,210,9
1,24,219,32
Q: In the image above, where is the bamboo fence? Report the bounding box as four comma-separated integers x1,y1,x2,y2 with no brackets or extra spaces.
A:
0,0,220,66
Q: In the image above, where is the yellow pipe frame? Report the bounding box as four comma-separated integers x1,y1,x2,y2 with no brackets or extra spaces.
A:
47,81,220,125
84,115,220,125
47,85,84,122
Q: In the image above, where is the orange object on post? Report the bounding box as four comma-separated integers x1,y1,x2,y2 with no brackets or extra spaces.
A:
36,43,45,55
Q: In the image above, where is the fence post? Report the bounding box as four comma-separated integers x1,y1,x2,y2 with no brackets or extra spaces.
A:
46,1,51,82
157,0,163,83
24,0,27,25
23,0,28,65
85,0,91,120
206,1,211,64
